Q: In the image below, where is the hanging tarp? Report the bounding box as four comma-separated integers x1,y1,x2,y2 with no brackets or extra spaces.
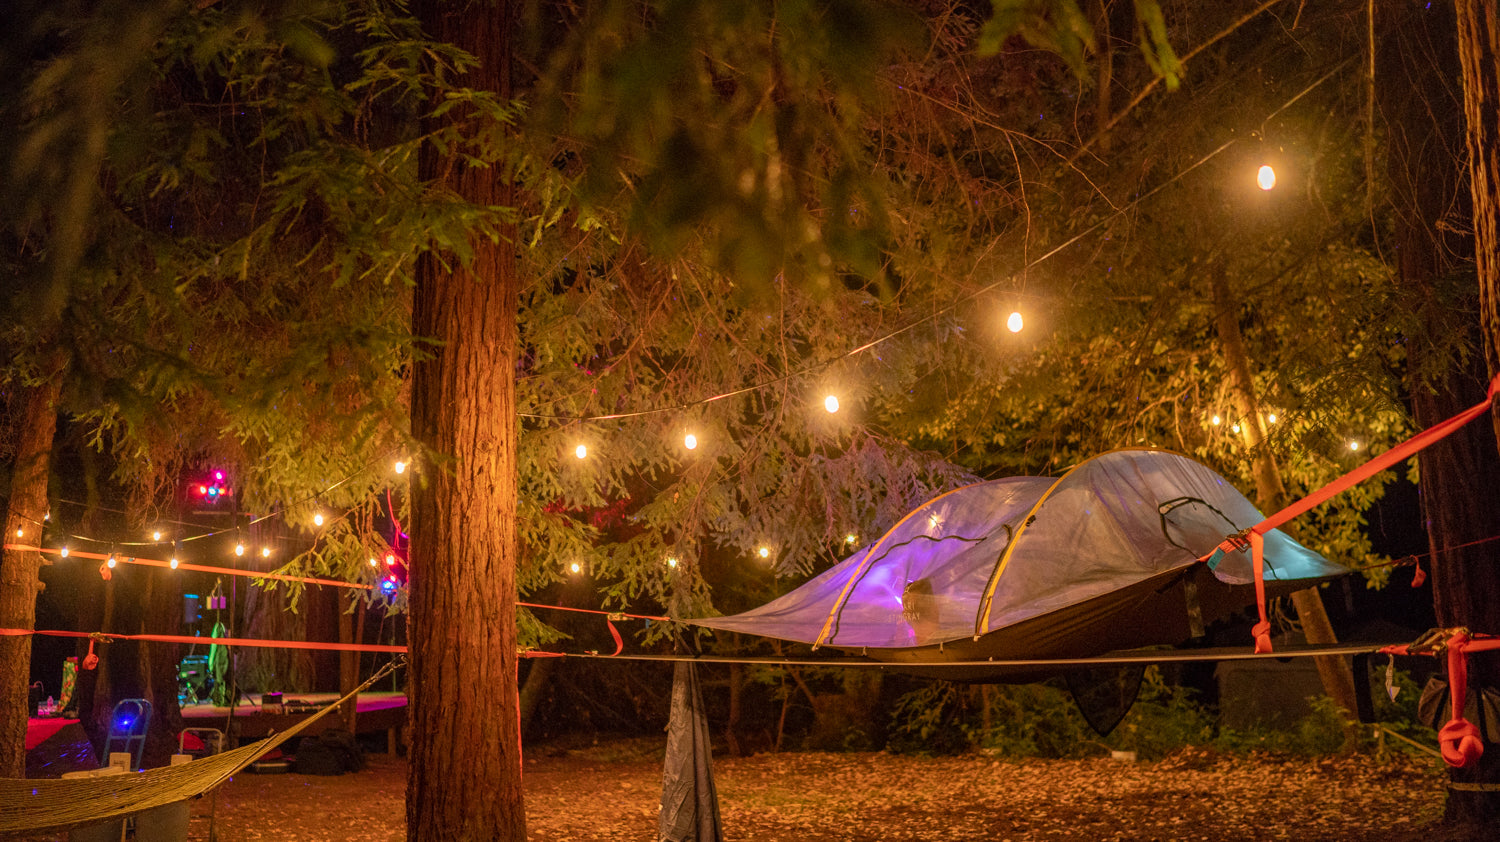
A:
658,662,722,842
690,449,1345,664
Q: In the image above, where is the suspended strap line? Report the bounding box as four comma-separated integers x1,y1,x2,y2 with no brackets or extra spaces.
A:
1206,371,1500,655
539,641,1396,668
0,627,406,655
517,602,669,622
4,544,373,590
1382,629,1500,769
1371,724,1443,761
517,602,670,656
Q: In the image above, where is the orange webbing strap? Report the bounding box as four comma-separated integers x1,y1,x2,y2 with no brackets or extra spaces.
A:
1213,371,1500,653
0,627,408,653
1381,630,1500,768
1440,632,1484,768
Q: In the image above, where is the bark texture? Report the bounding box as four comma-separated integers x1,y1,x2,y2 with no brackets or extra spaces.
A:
0,375,62,777
1456,1,1500,436
1395,1,1500,824
408,1,526,838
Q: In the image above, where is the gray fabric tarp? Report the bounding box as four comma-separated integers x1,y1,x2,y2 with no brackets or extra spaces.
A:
690,449,1345,655
658,662,722,842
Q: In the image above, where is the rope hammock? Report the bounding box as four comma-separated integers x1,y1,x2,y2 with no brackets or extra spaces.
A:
0,659,402,838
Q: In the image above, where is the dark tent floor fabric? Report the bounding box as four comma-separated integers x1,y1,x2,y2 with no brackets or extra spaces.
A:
690,449,1347,664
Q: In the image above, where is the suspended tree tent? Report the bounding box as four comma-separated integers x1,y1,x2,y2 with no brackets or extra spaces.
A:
691,449,1346,681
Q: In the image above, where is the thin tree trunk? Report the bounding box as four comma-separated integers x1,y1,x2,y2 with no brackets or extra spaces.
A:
0,375,62,777
1210,267,1360,743
409,1,525,838
340,591,359,734
725,662,744,757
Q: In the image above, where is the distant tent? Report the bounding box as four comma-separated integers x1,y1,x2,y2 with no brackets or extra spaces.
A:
690,449,1346,670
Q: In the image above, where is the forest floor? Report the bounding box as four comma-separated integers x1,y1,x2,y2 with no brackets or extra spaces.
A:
194,738,1460,842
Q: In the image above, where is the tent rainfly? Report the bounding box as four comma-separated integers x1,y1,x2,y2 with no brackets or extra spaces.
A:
690,449,1347,671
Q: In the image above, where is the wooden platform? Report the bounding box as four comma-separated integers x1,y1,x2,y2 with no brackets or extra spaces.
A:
180,691,407,742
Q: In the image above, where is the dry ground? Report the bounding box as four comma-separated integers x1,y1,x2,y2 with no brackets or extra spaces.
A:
196,740,1453,841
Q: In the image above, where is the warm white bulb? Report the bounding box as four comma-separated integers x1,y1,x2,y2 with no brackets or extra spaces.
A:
569,561,581,574
368,557,378,567
667,557,678,569
152,530,162,542
60,546,70,558
107,554,118,569
1232,423,1242,434
845,534,858,544
234,543,246,557
1210,415,1222,426
169,557,179,570
757,546,770,559
1257,164,1276,191
1349,441,1360,451
1007,311,1024,333
824,395,840,413
575,444,588,459
1267,413,1277,424
261,547,272,558
684,433,698,450
313,512,325,527
14,527,22,538
385,554,396,566
394,460,407,475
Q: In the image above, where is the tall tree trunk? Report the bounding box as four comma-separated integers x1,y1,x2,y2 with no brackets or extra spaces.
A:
1457,1,1500,424
1210,267,1360,741
410,1,525,838
0,376,62,777
1401,1,1500,825
340,591,359,734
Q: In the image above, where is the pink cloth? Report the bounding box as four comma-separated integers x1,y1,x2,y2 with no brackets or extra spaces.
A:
25,718,78,751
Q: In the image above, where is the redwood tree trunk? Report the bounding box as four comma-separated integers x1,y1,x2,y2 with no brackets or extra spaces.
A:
1400,1,1500,824
409,1,525,838
0,376,62,777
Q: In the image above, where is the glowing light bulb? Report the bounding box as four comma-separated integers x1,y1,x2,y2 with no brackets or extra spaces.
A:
169,556,179,570
368,557,378,567
569,561,581,574
684,433,698,450
152,530,162,542
1232,423,1241,434
394,460,407,475
60,546,70,558
1257,165,1276,191
14,527,22,538
385,554,396,566
313,512,325,527
1349,440,1360,451
1007,311,1024,333
757,546,770,559
107,553,118,569
824,395,840,413
845,534,858,544
666,557,678,569
1267,413,1277,424
575,444,588,459
261,546,271,558
234,543,246,557
1210,415,1222,426
215,471,225,481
